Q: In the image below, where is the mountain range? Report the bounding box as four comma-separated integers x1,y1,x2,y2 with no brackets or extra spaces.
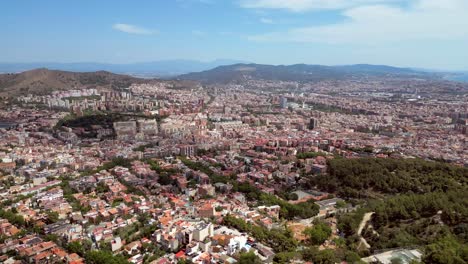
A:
1,63,464,97
0,59,247,77
177,63,434,84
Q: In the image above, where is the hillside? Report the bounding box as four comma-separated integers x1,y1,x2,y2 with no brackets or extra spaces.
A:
177,63,434,84
0,68,152,97
310,158,468,262
0,59,248,77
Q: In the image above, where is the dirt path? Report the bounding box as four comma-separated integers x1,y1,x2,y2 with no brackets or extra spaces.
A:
357,212,374,235
357,212,374,249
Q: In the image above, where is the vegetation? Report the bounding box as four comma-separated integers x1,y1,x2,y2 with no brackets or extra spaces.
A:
55,112,119,135
347,146,375,153
422,235,468,264
238,251,262,264
223,214,297,252
296,151,327,159
60,176,92,213
133,143,158,152
312,157,467,198
45,210,60,223
0,209,25,226
180,157,319,219
1,193,34,207
66,240,93,256
260,193,319,220
303,221,332,245
319,158,468,261
371,190,467,229
301,247,339,264
337,208,369,237
232,182,319,220
82,157,133,176
361,190,468,253
119,178,147,197
273,251,300,264
85,250,130,264
145,159,181,186
180,156,229,184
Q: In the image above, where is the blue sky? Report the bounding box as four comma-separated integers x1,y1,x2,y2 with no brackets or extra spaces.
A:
1,0,467,70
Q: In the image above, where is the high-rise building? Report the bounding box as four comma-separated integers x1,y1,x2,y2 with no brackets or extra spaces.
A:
280,96,288,109
308,118,319,130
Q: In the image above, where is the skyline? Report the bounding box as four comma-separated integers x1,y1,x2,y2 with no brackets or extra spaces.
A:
1,0,468,71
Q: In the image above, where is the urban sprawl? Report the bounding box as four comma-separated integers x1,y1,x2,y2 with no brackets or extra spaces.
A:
0,78,467,264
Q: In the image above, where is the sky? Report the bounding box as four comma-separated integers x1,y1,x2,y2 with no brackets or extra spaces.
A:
1,0,468,70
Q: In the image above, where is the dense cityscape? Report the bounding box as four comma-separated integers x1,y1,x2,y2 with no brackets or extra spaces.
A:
0,69,467,264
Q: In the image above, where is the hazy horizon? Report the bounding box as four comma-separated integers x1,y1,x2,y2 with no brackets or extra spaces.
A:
0,60,466,73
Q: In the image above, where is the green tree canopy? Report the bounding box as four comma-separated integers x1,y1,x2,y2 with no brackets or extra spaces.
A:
301,247,338,264
304,221,332,245
423,236,468,264
85,250,130,264
238,251,262,264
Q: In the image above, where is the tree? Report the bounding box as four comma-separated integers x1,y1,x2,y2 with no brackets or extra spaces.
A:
46,210,60,223
321,158,468,198
344,251,362,263
98,240,112,252
44,234,59,243
158,173,173,185
67,241,85,256
304,221,332,245
314,250,339,264
0,209,25,226
336,200,346,208
223,214,297,252
274,252,298,264
238,251,262,264
302,247,338,264
137,213,150,224
296,152,326,159
96,181,110,193
85,250,130,264
288,193,299,201
423,236,468,264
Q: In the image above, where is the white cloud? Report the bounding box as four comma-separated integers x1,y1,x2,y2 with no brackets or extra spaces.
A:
260,18,274,24
113,23,155,35
248,0,468,44
240,0,402,12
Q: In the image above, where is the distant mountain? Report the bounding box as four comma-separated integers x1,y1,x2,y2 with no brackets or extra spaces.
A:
177,63,434,84
335,64,421,75
443,72,468,83
0,59,248,77
0,68,152,97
